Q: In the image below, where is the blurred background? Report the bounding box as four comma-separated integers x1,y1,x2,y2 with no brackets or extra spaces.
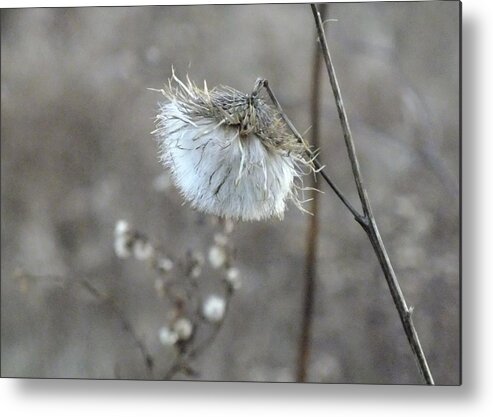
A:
1,2,460,384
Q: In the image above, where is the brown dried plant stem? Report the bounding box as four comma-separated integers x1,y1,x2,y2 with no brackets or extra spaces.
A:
14,270,155,379
310,3,434,385
296,2,327,383
80,279,155,378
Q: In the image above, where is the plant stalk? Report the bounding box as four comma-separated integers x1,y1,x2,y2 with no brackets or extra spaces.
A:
296,2,327,383
310,3,435,385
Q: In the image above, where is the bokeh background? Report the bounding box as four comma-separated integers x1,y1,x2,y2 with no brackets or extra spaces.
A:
1,2,460,384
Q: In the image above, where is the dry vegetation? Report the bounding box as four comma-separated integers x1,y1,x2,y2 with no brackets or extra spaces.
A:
1,3,459,384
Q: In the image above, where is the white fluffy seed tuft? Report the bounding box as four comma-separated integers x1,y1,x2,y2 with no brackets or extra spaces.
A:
208,245,227,269
153,74,314,221
172,318,194,341
158,326,178,346
114,220,132,258
224,267,241,291
202,295,226,323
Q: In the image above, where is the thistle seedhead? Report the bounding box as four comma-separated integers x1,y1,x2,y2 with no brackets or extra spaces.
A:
153,72,314,221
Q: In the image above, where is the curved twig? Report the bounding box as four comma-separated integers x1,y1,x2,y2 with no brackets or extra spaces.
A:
79,279,155,378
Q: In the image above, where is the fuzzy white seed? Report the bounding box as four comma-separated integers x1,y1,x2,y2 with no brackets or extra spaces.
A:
172,318,194,341
157,257,174,273
115,220,130,237
208,245,227,269
202,295,226,323
225,267,241,290
114,235,131,259
159,326,178,346
133,239,155,261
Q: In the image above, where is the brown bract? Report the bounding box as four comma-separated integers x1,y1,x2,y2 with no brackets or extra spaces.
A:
157,72,308,159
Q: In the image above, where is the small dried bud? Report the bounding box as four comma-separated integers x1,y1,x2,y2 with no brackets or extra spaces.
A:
190,265,202,279
208,245,227,269
202,295,226,323
172,317,194,341
114,220,134,258
159,326,178,346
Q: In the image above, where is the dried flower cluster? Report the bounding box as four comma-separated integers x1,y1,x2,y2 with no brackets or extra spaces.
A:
17,215,241,380
153,72,314,221
114,217,239,379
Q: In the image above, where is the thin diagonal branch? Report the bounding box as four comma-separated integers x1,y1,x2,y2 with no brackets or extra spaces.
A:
14,270,155,379
310,5,371,218
310,3,434,385
80,279,155,378
260,79,364,224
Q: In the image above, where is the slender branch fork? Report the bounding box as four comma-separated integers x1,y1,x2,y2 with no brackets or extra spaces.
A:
308,3,434,385
258,5,435,385
262,81,363,222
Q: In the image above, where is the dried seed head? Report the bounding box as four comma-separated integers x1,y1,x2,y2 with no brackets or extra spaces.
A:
208,245,227,269
224,267,241,291
172,317,194,341
114,220,133,258
153,73,314,221
202,295,226,323
133,239,155,261
115,220,130,236
158,326,178,346
157,257,174,273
